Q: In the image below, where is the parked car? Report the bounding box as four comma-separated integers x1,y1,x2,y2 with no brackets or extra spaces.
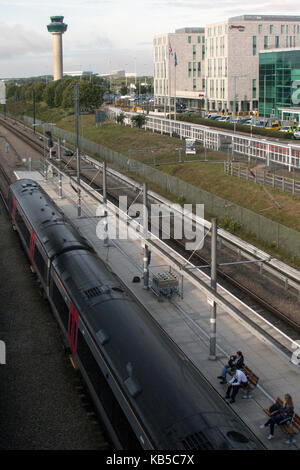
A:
293,127,300,139
218,116,231,122
265,120,282,131
279,125,297,134
254,120,266,127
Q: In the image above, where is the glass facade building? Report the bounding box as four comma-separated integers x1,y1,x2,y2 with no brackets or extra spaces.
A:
259,49,300,118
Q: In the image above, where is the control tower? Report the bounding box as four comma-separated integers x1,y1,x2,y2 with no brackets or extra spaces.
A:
47,16,68,81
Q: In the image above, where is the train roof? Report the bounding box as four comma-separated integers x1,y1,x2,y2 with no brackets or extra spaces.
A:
10,179,93,258
52,249,264,450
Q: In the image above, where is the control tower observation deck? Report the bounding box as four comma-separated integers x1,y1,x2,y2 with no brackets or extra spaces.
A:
47,16,68,81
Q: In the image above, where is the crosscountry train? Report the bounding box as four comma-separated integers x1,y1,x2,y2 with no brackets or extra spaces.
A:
8,178,264,450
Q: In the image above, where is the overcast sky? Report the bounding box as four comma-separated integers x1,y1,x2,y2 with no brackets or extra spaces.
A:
1,0,300,78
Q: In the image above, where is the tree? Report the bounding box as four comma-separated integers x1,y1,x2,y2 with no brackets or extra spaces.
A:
120,86,128,96
131,114,146,128
42,81,58,107
54,78,73,107
116,112,125,125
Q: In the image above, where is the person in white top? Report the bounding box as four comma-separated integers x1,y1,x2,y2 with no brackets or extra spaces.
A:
224,367,248,403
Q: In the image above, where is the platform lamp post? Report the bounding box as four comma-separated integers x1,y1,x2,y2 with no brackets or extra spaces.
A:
143,182,150,290
75,83,81,217
209,218,218,360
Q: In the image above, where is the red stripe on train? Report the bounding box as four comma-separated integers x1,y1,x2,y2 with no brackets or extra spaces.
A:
68,303,78,356
30,230,35,264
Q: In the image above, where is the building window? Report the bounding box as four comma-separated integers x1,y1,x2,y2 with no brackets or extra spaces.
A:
202,45,205,60
258,24,262,34
281,25,284,34
252,79,257,99
290,36,293,47
270,24,273,34
188,62,192,77
298,25,300,34
208,59,212,77
225,24,228,33
193,45,196,59
197,62,201,77
218,58,222,77
253,36,257,55
286,25,288,33
188,36,191,44
225,57,228,77
275,36,280,48
202,78,206,89
286,36,289,46
264,36,268,49
193,79,197,90
193,62,197,77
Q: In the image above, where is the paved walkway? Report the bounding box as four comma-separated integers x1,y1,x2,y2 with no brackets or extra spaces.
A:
31,174,300,450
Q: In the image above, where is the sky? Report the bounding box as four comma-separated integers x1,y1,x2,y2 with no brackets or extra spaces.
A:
1,0,300,78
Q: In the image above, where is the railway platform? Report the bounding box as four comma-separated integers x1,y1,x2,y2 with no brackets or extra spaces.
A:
18,171,300,451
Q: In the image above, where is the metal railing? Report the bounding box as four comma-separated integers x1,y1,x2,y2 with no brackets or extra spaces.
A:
225,162,300,195
107,106,300,171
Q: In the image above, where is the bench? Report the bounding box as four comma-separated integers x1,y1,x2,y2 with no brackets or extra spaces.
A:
241,365,259,399
264,397,300,444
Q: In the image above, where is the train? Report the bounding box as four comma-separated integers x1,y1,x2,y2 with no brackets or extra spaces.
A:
8,178,264,450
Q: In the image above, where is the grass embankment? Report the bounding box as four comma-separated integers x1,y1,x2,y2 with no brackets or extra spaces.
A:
17,107,300,268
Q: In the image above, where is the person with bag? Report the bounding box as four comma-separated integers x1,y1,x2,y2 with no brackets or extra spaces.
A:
259,394,294,440
218,351,244,384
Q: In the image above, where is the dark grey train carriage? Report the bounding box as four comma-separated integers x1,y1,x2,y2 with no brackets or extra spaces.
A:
8,179,264,450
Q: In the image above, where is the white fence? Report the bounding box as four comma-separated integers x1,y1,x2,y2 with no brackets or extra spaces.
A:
107,107,300,171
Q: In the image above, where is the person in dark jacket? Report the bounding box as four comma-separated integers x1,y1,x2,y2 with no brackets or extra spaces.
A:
218,351,244,384
260,394,294,439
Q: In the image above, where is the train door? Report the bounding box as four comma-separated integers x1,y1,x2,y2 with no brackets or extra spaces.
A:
68,303,78,356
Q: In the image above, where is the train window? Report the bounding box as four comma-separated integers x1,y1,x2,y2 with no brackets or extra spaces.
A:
34,245,47,281
15,209,30,246
51,280,69,330
77,330,141,449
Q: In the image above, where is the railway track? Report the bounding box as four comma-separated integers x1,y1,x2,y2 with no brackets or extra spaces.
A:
1,115,299,349
0,119,113,451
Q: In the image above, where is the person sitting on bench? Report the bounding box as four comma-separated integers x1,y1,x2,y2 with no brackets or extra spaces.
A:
260,394,294,440
224,366,248,403
218,351,244,384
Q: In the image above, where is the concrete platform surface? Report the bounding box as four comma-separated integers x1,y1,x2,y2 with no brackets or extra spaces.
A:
37,175,300,450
